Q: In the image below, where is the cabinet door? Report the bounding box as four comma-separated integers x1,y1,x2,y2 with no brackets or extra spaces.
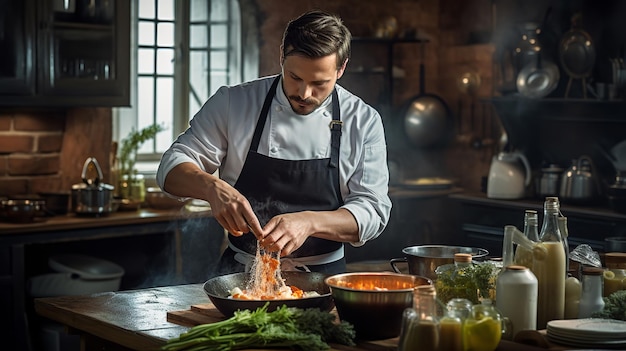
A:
37,0,130,106
0,0,36,95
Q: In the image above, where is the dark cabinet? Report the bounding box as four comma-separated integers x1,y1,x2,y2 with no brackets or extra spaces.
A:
0,0,130,106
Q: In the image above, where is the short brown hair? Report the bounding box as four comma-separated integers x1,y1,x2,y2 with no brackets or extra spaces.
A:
281,10,351,69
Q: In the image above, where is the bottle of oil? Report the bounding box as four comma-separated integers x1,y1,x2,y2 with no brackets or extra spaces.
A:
535,197,566,329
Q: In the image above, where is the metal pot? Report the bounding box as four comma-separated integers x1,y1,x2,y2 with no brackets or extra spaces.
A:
202,271,333,317
605,237,626,253
390,245,489,281
71,157,115,215
559,155,600,203
536,164,564,198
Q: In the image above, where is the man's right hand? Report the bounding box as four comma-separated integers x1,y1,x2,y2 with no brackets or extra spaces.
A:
163,162,264,239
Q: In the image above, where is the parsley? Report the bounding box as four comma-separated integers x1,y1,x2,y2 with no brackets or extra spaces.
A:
162,303,356,351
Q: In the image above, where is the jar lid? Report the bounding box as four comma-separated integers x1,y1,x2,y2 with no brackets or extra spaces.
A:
454,253,472,263
581,267,604,275
505,265,528,271
605,252,626,269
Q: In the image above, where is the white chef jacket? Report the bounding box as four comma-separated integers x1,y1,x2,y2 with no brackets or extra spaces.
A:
157,75,391,246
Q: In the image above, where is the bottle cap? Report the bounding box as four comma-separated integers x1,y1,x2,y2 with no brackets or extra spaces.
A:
454,253,472,263
581,267,604,276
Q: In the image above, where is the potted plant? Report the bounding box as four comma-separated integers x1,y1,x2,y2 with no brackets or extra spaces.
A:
114,124,164,202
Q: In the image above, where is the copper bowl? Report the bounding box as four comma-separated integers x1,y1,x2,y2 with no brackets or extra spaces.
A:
325,272,432,340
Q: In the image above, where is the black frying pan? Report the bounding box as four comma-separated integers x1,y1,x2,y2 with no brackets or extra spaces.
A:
203,271,334,317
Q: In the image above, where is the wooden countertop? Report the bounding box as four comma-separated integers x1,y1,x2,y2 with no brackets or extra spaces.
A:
0,207,212,235
34,283,571,351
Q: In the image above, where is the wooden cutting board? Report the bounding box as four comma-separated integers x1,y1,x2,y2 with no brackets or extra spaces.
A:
166,303,398,351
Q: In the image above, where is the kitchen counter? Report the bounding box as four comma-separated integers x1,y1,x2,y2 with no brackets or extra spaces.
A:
33,283,556,351
0,207,211,235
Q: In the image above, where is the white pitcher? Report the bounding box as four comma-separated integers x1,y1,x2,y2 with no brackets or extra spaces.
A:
487,151,532,199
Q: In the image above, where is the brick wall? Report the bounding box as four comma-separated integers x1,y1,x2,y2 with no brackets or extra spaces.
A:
0,108,112,197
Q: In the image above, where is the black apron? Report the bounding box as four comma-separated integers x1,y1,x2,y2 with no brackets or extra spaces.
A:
217,76,346,275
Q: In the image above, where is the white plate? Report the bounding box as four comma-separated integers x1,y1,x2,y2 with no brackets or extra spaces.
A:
547,333,626,349
547,318,626,338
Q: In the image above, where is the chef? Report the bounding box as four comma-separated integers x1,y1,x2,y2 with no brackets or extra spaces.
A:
156,10,391,275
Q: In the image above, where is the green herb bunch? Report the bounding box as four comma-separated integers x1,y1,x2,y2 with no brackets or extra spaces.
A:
118,124,165,177
162,303,356,351
591,290,626,321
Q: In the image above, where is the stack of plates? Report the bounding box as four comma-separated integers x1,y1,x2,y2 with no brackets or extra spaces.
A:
547,318,626,348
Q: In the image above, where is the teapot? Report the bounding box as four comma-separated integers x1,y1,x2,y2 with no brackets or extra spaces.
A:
559,155,600,203
487,151,532,199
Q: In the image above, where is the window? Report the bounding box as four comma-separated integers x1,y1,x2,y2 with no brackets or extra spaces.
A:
114,0,257,176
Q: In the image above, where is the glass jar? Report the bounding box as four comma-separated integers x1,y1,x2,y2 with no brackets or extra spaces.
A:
398,285,440,351
435,253,480,304
604,253,626,297
463,300,504,351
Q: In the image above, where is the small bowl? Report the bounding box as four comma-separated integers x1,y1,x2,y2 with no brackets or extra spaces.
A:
145,187,184,209
1,199,46,223
325,272,432,340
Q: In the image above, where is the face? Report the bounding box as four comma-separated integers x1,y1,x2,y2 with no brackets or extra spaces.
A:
281,52,347,115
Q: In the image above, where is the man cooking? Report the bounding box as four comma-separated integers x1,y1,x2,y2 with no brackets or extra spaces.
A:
156,10,391,275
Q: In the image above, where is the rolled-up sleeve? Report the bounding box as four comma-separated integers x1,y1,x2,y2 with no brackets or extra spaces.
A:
339,100,391,246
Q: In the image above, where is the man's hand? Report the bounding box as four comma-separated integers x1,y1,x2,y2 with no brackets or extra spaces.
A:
259,212,314,256
206,177,263,238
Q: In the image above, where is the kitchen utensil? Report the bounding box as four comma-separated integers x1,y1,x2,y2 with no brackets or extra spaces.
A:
559,155,601,203
516,53,560,98
536,164,564,198
487,150,532,199
202,271,333,317
389,245,489,281
71,157,115,215
559,13,596,98
611,140,626,170
402,43,453,148
325,272,431,340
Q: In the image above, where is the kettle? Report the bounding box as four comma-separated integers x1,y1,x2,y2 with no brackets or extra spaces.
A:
560,155,600,203
487,151,532,199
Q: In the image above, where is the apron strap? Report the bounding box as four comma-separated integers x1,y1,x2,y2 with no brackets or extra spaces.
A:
329,88,342,202
250,76,281,152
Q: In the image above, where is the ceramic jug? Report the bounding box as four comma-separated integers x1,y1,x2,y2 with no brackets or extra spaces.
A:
487,151,532,199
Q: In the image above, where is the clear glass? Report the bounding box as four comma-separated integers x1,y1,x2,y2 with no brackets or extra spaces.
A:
157,0,175,20
138,0,156,19
190,24,208,48
190,0,208,21
138,22,155,45
398,286,440,351
156,48,174,74
515,209,539,269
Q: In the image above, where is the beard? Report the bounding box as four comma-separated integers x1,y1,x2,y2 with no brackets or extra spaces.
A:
287,95,322,115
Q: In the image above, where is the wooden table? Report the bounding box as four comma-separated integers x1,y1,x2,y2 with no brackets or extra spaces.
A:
33,284,403,351
33,283,565,351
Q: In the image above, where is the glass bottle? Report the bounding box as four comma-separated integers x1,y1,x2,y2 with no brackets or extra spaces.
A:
578,267,605,318
440,298,472,351
398,285,439,351
514,210,539,270
535,197,566,329
557,216,570,273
